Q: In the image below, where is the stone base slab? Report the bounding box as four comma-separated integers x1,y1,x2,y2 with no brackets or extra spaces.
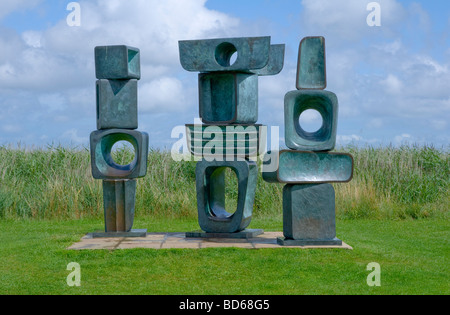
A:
88,229,148,239
277,237,343,246
186,229,264,239
68,231,352,250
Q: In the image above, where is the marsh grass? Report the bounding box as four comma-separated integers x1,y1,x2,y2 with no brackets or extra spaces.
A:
0,144,447,220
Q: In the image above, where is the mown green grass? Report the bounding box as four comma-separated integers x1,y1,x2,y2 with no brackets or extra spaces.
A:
0,144,448,295
0,217,448,295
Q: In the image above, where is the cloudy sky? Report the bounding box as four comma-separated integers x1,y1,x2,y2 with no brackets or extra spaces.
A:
0,0,449,150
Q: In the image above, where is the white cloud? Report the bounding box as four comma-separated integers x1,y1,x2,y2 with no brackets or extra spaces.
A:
22,31,42,48
0,0,448,148
139,77,186,113
0,0,42,20
60,129,88,145
38,93,66,112
373,39,402,55
393,133,411,145
380,74,403,95
300,0,406,41
0,0,241,147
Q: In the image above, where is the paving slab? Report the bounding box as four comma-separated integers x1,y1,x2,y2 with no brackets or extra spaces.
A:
68,232,353,250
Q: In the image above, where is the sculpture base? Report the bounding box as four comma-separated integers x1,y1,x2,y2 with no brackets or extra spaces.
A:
186,229,264,239
89,229,147,239
277,237,342,246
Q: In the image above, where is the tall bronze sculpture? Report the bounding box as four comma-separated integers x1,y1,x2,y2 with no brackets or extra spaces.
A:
179,37,285,238
263,37,354,246
90,45,149,237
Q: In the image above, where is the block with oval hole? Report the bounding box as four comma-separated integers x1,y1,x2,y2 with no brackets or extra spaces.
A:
179,37,272,72
96,79,138,130
95,45,141,80
285,90,338,151
262,150,353,184
90,129,149,180
195,159,258,233
185,124,266,159
199,72,258,124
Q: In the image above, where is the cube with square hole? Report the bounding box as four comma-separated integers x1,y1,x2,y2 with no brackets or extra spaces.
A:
95,45,141,80
195,160,258,233
96,79,138,130
199,72,258,124
284,90,338,152
90,129,149,180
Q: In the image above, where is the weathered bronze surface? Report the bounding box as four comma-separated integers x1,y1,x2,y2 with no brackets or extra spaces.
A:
262,150,354,184
90,45,148,236
284,90,338,151
296,36,327,90
195,160,258,233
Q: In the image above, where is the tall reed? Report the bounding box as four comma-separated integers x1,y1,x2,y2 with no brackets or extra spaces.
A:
0,144,447,220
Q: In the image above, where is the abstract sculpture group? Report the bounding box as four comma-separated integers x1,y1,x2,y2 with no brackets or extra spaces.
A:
89,36,353,245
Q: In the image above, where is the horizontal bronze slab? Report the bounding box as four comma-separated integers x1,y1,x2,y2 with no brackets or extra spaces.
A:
262,150,354,184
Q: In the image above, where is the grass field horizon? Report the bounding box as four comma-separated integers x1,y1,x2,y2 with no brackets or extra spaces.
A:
0,142,447,221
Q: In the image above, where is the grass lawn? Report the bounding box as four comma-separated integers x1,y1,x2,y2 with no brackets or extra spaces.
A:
0,217,448,295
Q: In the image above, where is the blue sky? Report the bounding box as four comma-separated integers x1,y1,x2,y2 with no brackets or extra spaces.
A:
0,0,449,150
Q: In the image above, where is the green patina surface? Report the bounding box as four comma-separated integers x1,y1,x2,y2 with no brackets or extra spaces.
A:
284,90,339,151
296,36,326,90
263,150,353,184
95,45,141,80
195,160,258,233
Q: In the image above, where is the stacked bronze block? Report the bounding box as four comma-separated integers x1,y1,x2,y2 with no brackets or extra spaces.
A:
263,37,354,246
90,45,149,237
179,37,285,238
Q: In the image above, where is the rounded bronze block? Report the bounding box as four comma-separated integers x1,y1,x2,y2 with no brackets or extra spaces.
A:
296,36,327,90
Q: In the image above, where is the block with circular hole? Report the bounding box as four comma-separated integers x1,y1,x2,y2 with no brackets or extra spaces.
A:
186,124,265,159
277,183,342,246
284,90,338,151
199,72,258,124
96,79,138,130
95,45,141,80
262,150,353,184
90,129,149,180
296,36,327,90
195,159,258,233
179,37,271,72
